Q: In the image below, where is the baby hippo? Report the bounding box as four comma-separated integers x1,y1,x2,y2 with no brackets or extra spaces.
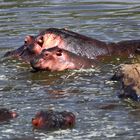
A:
30,46,98,71
0,108,18,122
32,110,76,130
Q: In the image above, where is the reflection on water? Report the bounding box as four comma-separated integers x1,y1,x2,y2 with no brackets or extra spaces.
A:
0,0,140,139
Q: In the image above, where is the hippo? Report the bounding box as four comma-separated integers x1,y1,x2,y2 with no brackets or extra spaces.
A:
0,108,18,122
4,28,140,62
30,46,98,71
32,110,75,130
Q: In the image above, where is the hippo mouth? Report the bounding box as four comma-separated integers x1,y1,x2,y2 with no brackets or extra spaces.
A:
4,44,35,60
30,57,47,72
3,45,26,58
30,62,41,72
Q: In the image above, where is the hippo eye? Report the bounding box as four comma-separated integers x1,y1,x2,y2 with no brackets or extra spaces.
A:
24,40,27,44
24,39,28,45
56,49,62,56
44,52,49,56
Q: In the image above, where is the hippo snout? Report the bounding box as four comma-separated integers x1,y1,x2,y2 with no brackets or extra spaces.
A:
30,58,40,71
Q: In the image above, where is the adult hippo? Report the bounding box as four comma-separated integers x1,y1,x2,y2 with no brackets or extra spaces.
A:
4,28,140,62
30,46,98,71
32,110,75,130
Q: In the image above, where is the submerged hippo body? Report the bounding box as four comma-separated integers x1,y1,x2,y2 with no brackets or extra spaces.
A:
32,110,75,130
4,28,140,62
30,46,98,71
38,28,140,59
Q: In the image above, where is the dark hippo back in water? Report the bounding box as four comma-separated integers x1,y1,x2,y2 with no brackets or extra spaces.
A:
4,28,140,63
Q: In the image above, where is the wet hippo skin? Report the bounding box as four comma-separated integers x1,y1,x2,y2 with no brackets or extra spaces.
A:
32,110,76,130
30,46,98,71
4,35,36,62
4,28,140,62
0,108,18,122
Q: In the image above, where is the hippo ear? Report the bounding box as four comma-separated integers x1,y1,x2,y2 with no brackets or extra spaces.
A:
24,37,28,44
56,49,62,56
24,35,34,45
37,35,44,47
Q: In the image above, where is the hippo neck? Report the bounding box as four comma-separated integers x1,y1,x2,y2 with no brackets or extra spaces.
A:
61,34,109,59
65,51,96,69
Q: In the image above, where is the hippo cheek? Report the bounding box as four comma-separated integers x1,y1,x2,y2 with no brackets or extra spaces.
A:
28,43,42,55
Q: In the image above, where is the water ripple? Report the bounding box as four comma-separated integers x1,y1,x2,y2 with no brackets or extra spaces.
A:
0,0,140,139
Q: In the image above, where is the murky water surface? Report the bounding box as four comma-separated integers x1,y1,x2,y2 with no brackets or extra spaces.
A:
0,0,140,139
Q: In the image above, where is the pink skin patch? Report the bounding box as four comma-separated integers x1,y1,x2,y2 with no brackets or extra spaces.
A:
64,114,76,126
32,50,76,71
32,117,44,128
42,33,64,50
10,111,18,118
29,33,65,55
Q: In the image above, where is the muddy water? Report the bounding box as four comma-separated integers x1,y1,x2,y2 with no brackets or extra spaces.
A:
0,0,140,139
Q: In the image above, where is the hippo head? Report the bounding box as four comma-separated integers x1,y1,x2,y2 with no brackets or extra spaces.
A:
29,31,64,55
30,46,75,72
32,111,46,129
0,108,18,122
4,34,47,63
26,35,44,54
32,110,75,130
4,28,66,62
21,35,44,55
